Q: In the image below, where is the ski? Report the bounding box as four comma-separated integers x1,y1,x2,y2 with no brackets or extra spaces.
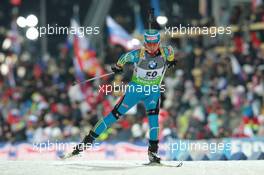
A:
142,161,183,167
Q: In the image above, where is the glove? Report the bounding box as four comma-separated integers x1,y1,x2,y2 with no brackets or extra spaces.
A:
167,60,177,69
111,64,123,74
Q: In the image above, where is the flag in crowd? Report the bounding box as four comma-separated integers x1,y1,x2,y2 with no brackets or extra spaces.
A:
106,16,140,50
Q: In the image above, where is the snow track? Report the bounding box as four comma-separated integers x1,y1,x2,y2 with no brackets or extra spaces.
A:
0,160,263,175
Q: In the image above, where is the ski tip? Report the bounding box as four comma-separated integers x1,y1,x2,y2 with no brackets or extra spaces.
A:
58,153,74,160
177,161,183,167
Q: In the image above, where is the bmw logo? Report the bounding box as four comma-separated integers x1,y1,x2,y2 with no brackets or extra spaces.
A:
148,61,157,69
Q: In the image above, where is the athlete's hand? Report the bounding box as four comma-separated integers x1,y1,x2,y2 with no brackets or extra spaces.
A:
167,60,177,69
111,64,123,74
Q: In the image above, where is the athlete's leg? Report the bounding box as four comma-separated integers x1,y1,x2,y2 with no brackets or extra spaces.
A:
143,91,161,162
72,83,143,155
144,92,160,141
92,90,142,136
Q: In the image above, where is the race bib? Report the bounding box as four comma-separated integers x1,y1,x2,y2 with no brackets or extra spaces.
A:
135,67,164,80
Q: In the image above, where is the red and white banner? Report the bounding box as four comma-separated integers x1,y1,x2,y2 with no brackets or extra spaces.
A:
0,142,168,160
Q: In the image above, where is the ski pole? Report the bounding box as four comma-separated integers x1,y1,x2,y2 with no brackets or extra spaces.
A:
159,64,168,86
72,72,114,86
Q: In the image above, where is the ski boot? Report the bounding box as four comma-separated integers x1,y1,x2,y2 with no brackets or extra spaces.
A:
147,140,161,164
60,131,98,159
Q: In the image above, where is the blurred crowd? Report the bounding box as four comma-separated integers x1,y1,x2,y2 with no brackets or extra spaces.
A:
1,3,264,144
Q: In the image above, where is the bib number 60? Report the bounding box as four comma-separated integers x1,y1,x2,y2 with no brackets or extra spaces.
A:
146,71,157,77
